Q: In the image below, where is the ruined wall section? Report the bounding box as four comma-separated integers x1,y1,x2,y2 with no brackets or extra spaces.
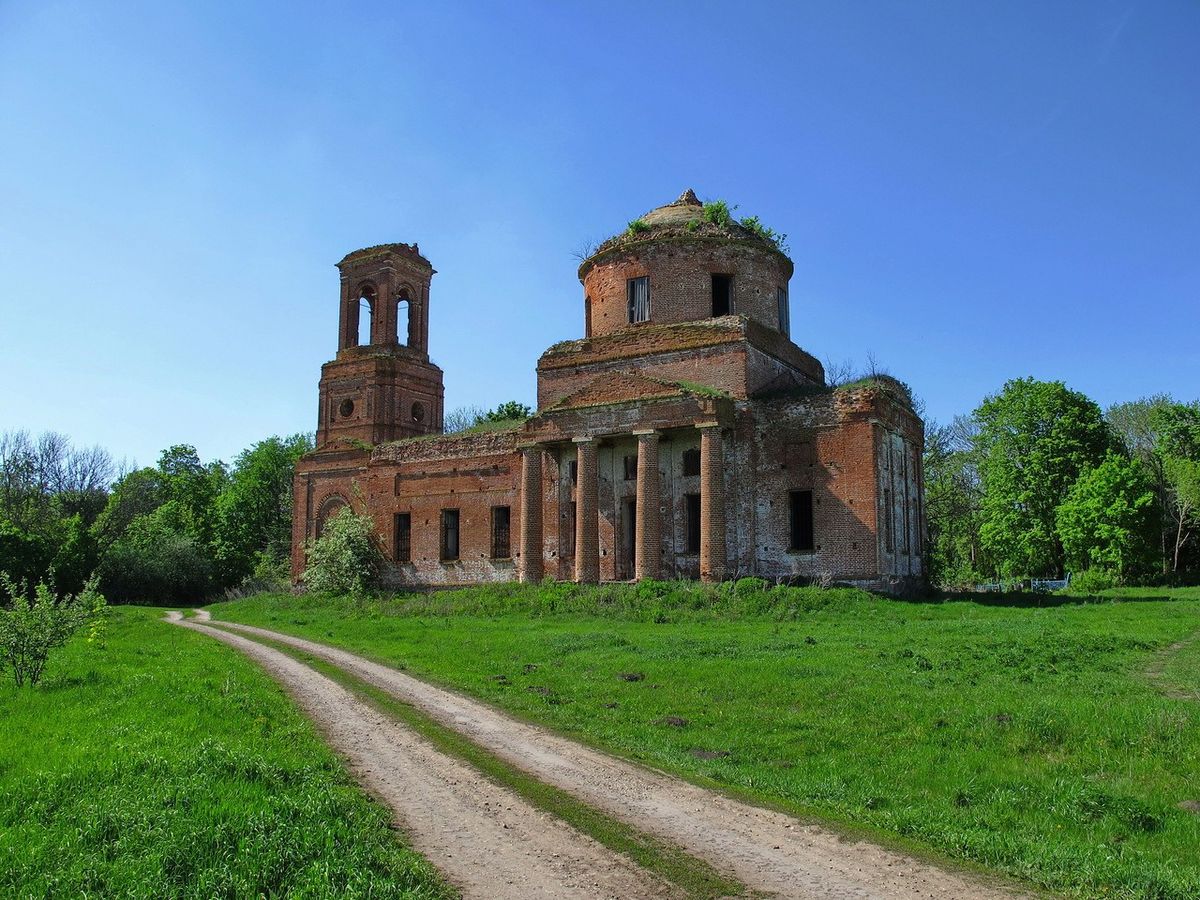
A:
537,318,822,410
736,386,925,590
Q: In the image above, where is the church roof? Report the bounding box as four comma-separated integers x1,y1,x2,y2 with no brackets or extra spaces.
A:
579,189,789,277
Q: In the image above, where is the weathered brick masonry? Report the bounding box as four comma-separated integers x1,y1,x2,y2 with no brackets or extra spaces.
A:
293,189,927,593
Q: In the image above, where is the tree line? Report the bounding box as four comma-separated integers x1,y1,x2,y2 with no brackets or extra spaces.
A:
925,379,1199,590
0,431,312,603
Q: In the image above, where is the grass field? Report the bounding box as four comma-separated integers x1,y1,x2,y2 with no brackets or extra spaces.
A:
213,582,1200,900
0,606,450,899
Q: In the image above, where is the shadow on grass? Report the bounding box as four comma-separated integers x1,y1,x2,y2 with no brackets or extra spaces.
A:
903,590,1179,609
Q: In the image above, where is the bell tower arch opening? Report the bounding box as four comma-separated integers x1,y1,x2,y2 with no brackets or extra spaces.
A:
357,283,376,347
396,287,411,347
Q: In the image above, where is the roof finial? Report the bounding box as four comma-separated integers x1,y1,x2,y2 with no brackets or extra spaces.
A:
676,188,700,206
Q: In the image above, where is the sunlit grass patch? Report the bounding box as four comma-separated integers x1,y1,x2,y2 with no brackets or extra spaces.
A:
0,606,450,899
213,583,1200,899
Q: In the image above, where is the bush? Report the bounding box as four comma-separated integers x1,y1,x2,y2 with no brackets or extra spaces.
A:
1064,569,1119,595
96,506,215,604
302,508,383,598
0,573,106,686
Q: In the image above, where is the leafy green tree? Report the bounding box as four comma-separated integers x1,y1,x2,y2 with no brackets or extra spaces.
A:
301,507,382,598
923,417,984,586
484,401,532,422
1056,453,1158,580
157,445,228,546
0,520,54,589
1106,395,1180,574
97,502,214,604
91,466,165,552
1153,401,1200,573
213,433,313,587
974,378,1112,577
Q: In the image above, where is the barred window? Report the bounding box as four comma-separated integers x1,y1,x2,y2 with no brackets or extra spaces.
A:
440,509,460,561
491,506,511,559
394,513,411,563
777,286,790,337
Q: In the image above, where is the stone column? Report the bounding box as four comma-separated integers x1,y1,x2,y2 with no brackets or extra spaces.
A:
518,445,543,583
574,437,599,584
699,423,727,582
634,430,661,581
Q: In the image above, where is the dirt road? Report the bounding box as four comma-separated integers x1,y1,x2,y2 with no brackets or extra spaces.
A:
166,611,679,899
201,613,1028,900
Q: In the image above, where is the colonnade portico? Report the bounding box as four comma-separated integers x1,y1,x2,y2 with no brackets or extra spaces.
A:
517,424,726,584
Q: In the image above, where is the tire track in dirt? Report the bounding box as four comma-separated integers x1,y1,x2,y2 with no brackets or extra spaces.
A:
1144,628,1200,701
209,615,1031,899
166,611,681,899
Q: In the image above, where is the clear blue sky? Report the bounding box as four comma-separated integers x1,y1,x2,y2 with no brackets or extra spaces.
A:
2,1,1197,468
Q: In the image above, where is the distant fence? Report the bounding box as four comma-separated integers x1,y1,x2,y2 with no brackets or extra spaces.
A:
1031,574,1071,592
974,574,1072,593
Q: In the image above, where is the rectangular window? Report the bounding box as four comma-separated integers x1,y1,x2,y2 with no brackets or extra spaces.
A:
627,276,650,323
682,447,701,477
789,490,814,551
490,505,511,559
711,274,732,316
685,493,701,554
565,501,577,557
394,513,411,563
440,509,460,561
568,460,578,483
623,454,637,480
777,286,790,337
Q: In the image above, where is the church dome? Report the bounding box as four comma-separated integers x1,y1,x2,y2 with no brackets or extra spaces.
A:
579,189,789,279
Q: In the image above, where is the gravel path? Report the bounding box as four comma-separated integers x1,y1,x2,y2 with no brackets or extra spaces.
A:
205,612,1030,900
166,611,680,899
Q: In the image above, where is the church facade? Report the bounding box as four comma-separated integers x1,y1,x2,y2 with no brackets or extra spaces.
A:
291,191,926,593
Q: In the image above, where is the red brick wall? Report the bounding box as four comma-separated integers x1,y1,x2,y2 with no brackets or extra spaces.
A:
582,240,791,338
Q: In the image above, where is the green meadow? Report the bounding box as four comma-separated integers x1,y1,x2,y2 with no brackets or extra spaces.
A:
213,582,1200,900
0,606,449,899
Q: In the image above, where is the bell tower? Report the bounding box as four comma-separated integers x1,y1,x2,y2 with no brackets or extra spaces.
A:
316,243,445,446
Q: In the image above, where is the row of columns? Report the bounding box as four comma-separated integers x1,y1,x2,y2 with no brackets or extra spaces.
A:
517,424,726,584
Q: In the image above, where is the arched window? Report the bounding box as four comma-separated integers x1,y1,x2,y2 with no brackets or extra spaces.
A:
315,495,348,538
396,288,411,347
357,285,376,346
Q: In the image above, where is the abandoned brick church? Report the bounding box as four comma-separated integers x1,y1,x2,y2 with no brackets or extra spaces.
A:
291,190,926,593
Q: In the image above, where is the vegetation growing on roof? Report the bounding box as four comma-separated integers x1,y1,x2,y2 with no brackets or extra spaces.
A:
673,380,731,399
833,375,915,406
701,200,735,228
739,215,789,253
583,195,791,268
